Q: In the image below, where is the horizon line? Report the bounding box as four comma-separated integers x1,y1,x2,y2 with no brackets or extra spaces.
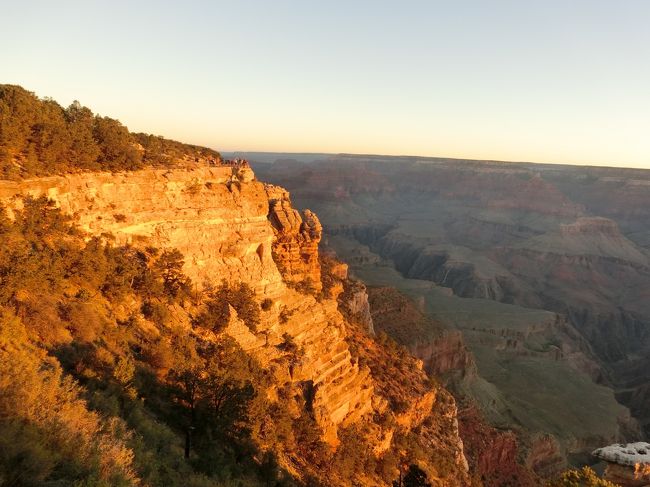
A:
222,150,650,172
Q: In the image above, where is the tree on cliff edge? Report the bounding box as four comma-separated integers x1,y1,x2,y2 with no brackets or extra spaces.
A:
193,282,261,332
0,84,221,177
155,249,192,300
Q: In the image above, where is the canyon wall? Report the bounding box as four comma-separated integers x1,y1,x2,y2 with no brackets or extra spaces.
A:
0,165,470,485
253,154,648,471
0,166,365,437
0,166,281,295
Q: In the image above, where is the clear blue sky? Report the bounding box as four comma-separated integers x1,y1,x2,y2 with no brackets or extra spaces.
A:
2,0,650,168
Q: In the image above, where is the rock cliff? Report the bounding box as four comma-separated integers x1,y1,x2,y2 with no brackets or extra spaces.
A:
0,166,365,439
367,286,475,379
0,166,283,294
0,165,470,485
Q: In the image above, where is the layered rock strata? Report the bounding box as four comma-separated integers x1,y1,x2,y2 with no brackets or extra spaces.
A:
0,166,364,442
0,165,470,484
267,191,323,291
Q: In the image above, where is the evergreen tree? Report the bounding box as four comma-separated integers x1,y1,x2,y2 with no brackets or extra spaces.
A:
0,84,221,177
66,100,100,168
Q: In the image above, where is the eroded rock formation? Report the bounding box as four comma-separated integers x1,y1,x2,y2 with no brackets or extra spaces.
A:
0,165,471,485
267,190,323,292
255,155,648,460
367,286,475,378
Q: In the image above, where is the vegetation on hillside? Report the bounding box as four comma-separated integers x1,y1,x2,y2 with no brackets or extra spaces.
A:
0,84,220,178
547,466,618,487
193,282,261,333
0,90,468,485
0,198,285,486
0,197,445,486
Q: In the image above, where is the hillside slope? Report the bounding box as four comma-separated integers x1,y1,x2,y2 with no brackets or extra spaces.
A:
0,164,472,486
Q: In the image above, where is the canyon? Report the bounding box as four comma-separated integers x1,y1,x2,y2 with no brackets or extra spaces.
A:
7,83,638,484
1,130,645,483
250,152,650,473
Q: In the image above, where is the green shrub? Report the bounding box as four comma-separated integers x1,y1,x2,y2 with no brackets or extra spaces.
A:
193,282,260,332
547,466,617,487
141,300,171,327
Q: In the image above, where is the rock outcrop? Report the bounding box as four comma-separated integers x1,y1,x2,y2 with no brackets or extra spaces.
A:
593,442,650,486
339,279,375,334
344,323,471,484
0,166,365,440
267,190,323,292
420,330,475,378
458,406,540,486
524,434,565,479
0,166,284,295
367,286,475,378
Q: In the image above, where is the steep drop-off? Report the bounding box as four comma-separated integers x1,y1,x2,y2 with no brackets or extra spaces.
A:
253,154,648,469
0,165,471,485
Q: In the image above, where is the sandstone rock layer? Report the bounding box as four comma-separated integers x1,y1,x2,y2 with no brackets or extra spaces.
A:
0,167,366,440
0,166,471,484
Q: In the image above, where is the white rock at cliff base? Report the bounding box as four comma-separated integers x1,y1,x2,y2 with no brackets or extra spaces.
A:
593,442,650,466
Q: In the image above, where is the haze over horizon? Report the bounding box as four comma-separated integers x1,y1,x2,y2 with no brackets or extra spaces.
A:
2,0,650,169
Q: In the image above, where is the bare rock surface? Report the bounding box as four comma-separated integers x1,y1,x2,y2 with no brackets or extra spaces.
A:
593,442,650,486
593,442,650,466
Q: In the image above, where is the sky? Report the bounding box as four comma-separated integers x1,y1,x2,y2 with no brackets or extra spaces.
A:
2,0,650,168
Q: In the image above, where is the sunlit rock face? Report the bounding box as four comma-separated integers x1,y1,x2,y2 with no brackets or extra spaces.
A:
0,165,471,484
0,166,369,441
0,166,284,295
340,278,375,334
267,187,323,291
593,442,650,486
